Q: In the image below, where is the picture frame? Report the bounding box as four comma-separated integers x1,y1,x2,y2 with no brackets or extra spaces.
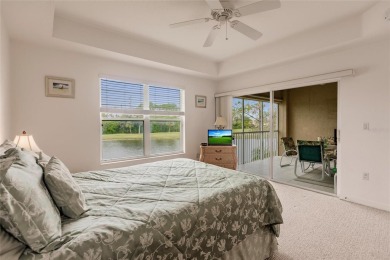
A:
195,95,207,108
45,76,75,98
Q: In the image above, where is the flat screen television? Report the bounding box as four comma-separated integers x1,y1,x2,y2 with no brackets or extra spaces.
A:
208,129,233,146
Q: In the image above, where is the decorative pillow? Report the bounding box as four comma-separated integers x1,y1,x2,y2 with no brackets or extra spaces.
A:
0,148,62,253
44,156,88,219
0,139,16,155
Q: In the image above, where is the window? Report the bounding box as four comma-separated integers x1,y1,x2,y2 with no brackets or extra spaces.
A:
100,78,184,161
232,97,279,132
232,96,279,162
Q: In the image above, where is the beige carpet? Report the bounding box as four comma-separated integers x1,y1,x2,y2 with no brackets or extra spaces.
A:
269,182,390,260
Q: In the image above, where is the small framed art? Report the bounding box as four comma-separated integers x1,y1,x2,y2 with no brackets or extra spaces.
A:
45,76,75,98
195,95,206,108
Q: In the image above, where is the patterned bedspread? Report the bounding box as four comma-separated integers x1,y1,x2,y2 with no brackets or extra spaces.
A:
20,158,283,259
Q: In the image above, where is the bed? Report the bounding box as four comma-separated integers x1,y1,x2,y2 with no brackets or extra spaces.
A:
0,147,283,260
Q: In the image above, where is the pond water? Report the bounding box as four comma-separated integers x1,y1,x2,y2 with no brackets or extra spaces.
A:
102,139,181,160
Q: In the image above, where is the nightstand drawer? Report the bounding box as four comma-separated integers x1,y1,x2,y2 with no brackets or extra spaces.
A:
202,146,235,154
203,154,235,164
199,145,237,170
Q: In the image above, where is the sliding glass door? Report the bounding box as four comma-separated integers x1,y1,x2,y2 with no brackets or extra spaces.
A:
232,85,337,195
271,84,338,194
233,92,278,179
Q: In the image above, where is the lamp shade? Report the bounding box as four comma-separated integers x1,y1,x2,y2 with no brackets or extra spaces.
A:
14,131,41,152
214,117,227,129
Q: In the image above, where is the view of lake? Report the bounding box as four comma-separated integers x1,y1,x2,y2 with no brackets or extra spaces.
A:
102,138,181,160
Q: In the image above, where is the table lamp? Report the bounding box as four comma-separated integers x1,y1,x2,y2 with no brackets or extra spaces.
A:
214,117,227,130
13,131,41,152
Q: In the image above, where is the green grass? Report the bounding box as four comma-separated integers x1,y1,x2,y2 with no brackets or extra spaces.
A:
102,132,180,141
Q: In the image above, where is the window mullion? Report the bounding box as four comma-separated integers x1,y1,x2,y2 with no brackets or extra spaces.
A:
180,89,185,112
143,85,151,156
144,116,151,156
144,84,149,110
181,116,185,153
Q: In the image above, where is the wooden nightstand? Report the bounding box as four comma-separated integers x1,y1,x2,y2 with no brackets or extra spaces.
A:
199,145,237,170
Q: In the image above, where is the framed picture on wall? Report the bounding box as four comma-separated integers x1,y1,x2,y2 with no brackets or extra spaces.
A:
45,76,75,98
195,95,206,108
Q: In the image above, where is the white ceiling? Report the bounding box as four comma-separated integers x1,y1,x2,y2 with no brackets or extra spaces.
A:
2,0,384,77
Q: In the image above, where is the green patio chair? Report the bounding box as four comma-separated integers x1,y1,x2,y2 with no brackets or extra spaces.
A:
294,140,335,181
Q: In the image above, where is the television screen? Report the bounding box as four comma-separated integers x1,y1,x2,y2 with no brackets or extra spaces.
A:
208,129,233,146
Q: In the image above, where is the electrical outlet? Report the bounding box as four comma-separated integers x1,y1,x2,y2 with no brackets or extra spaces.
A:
363,172,369,181
363,123,370,130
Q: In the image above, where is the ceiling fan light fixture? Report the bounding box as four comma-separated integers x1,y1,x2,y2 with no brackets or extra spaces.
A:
169,0,281,47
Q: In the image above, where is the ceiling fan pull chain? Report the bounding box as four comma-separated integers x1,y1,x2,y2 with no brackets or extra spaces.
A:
226,20,228,40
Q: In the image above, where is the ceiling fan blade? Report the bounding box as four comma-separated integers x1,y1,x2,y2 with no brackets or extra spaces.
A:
204,0,223,10
169,18,210,28
230,20,262,40
203,25,221,47
235,0,281,17
219,0,235,9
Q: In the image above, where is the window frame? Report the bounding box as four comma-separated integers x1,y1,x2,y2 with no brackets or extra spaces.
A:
100,77,185,163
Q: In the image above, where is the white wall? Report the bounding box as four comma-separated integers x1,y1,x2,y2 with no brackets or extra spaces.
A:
0,3,11,141
10,41,216,172
217,38,390,211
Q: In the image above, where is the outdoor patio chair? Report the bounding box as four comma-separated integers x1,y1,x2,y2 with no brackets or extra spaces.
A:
280,137,298,167
294,140,336,181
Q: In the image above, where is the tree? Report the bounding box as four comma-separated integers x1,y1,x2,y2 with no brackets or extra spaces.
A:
149,102,178,111
232,98,278,132
233,98,262,132
102,121,119,134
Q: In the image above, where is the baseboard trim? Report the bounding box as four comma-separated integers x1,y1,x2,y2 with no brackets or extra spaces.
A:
269,179,336,197
339,195,390,212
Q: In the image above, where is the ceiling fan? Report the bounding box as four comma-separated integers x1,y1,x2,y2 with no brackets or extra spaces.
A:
169,0,281,47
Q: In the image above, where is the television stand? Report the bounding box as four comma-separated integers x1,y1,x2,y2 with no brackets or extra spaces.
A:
199,145,237,170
